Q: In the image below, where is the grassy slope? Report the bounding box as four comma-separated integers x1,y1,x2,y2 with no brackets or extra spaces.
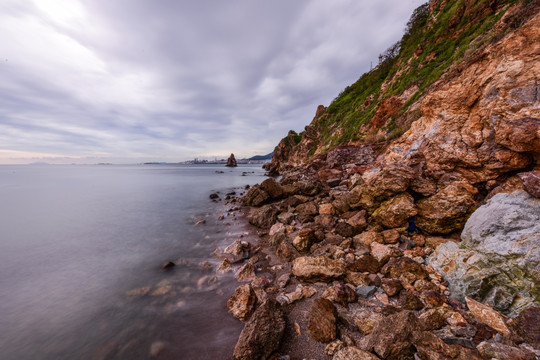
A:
286,0,531,159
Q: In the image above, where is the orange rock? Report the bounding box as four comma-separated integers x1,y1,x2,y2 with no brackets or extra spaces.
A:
465,296,510,334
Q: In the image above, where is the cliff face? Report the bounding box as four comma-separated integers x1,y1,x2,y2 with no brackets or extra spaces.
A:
267,0,540,177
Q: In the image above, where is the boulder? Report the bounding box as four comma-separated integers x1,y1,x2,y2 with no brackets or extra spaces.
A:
353,309,384,335
381,257,428,285
227,284,257,321
465,297,510,334
322,282,358,306
348,255,381,274
236,263,257,282
461,191,540,280
353,230,383,248
416,182,477,234
413,331,482,360
372,193,417,228
370,242,394,264
477,341,537,360
308,298,338,343
333,347,380,360
233,300,286,360
260,178,283,199
428,191,540,316
242,185,270,206
368,310,417,359
292,256,346,282
518,171,540,198
292,228,315,253
248,205,279,228
512,306,540,348
295,201,319,216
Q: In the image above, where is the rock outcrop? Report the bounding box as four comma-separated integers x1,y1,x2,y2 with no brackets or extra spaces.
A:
226,153,237,167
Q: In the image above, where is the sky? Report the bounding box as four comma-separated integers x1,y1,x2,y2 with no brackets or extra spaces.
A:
0,0,425,164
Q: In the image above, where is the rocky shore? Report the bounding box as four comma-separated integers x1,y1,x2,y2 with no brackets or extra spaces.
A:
211,157,539,360
210,2,540,359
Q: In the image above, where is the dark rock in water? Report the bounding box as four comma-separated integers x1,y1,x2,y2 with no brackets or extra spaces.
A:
227,284,257,321
308,298,338,343
233,299,286,360
226,153,237,167
160,261,175,270
209,193,219,199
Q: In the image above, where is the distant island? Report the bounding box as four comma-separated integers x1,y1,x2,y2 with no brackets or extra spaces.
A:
141,152,273,165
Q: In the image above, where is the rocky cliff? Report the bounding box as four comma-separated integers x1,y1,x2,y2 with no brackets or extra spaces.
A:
267,0,539,177
227,1,540,359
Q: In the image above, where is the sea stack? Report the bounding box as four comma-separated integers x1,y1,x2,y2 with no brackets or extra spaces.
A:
226,153,237,167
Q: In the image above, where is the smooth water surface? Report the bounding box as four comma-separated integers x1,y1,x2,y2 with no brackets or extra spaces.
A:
0,164,266,360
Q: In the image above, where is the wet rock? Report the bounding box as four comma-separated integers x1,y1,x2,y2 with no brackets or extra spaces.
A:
333,346,380,360
248,205,279,228
353,309,384,335
372,193,417,228
217,259,232,274
518,171,540,198
477,341,537,360
512,306,540,347
368,310,417,359
224,240,251,260
228,284,257,321
260,178,284,199
233,299,286,360
322,282,358,306
236,263,257,282
308,298,338,343
275,240,300,262
126,287,151,297
466,297,510,334
160,261,175,270
292,228,315,253
268,222,285,236
242,184,270,207
292,256,346,282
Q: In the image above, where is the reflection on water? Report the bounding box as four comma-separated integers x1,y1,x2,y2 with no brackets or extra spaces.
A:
0,164,266,360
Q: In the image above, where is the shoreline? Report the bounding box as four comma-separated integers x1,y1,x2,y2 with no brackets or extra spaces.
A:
217,167,540,360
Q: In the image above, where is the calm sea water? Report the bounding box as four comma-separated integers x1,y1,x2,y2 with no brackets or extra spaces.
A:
0,164,267,360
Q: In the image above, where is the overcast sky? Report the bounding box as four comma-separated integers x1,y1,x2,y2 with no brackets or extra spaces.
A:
0,0,425,164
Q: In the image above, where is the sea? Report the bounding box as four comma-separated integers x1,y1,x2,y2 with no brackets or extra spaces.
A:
0,164,267,360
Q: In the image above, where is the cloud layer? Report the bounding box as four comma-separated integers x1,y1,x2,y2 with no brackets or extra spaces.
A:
0,0,425,164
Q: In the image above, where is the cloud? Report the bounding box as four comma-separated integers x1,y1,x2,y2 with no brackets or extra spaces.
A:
0,0,425,164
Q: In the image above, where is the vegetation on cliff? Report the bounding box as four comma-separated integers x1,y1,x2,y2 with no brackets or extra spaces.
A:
270,0,539,168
